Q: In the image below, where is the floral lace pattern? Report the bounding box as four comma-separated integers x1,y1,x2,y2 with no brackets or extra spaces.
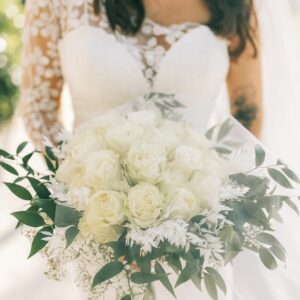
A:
22,0,199,147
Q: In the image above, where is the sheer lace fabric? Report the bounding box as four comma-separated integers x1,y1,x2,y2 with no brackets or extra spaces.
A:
22,0,229,146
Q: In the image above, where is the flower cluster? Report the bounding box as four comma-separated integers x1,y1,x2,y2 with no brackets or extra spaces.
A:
54,110,234,246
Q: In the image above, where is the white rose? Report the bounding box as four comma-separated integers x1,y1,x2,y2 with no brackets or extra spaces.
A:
83,150,121,189
68,129,106,162
78,190,126,243
105,121,144,155
157,167,186,195
56,156,84,187
184,127,211,150
66,187,91,211
203,149,230,181
126,183,164,228
174,145,204,178
125,142,166,184
81,113,122,134
146,125,180,153
188,172,221,210
167,187,199,220
127,110,158,128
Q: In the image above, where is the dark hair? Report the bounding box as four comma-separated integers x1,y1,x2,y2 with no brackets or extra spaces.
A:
93,0,257,59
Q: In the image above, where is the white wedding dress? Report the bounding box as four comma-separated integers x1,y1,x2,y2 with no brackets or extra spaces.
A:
18,0,300,299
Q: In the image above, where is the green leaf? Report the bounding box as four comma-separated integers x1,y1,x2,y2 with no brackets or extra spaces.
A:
12,211,45,227
45,146,57,161
155,262,176,297
256,233,285,250
205,125,216,140
4,182,32,200
92,261,124,287
121,296,131,300
268,168,293,189
282,168,300,184
191,271,202,290
27,177,51,198
28,226,53,258
217,119,232,142
206,268,226,295
283,198,299,215
214,147,232,155
175,262,200,287
135,255,151,274
22,152,34,167
17,142,28,155
167,253,182,274
204,273,218,300
130,272,165,284
55,205,80,227
44,156,56,172
270,245,286,262
255,144,265,167
36,198,56,221
0,149,14,159
0,162,18,176
259,247,278,270
65,226,79,248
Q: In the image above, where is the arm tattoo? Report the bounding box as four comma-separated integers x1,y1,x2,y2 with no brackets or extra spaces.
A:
231,85,258,130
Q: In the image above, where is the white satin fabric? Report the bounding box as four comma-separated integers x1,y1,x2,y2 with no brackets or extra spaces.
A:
58,25,229,129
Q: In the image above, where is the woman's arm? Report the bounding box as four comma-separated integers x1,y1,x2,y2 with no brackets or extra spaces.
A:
227,13,263,138
21,0,64,149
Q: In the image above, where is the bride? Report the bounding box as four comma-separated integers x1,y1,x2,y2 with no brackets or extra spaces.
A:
20,0,298,299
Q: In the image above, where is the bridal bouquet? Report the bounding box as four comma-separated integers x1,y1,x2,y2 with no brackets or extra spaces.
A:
1,94,299,300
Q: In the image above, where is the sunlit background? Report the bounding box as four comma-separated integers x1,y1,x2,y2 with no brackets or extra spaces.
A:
1,1,300,300
0,0,23,124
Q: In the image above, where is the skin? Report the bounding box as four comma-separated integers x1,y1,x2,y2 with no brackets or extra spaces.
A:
144,0,263,138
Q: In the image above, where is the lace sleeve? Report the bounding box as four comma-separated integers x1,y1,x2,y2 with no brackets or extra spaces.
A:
21,0,64,148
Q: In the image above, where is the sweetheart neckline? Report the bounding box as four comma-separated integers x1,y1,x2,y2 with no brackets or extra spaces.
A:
59,24,226,90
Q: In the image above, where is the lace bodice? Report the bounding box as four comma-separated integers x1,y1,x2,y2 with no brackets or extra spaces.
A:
22,0,230,146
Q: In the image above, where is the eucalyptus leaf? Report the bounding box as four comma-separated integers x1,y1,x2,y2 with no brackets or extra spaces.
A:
167,253,182,274
28,225,53,258
175,262,200,287
92,261,124,287
0,162,18,176
268,168,293,189
256,232,285,249
55,205,80,227
155,262,176,297
22,152,34,167
0,149,14,159
4,182,32,200
36,198,56,221
270,245,286,262
204,273,218,300
121,295,131,300
45,146,57,161
12,211,45,227
255,144,265,167
206,268,226,294
282,168,300,184
28,177,50,198
283,198,299,215
259,247,278,270
214,147,232,155
17,142,28,155
217,119,232,142
65,226,79,248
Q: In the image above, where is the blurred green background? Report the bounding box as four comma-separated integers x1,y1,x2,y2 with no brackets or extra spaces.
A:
0,0,23,125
